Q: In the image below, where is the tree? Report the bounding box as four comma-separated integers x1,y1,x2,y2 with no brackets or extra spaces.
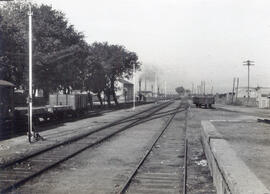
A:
82,52,107,106
100,43,140,105
0,1,142,105
81,42,141,106
175,86,185,95
0,1,28,87
0,2,86,96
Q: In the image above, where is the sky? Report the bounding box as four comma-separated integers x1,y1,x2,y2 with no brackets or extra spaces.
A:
33,0,270,93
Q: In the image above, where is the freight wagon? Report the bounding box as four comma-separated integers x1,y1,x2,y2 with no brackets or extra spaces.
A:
48,94,89,118
192,95,215,108
0,80,15,131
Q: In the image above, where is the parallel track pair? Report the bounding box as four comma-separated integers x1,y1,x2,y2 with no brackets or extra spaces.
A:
118,103,189,194
1,101,179,193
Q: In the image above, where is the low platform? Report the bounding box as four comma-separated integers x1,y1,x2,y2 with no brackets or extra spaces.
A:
201,120,270,194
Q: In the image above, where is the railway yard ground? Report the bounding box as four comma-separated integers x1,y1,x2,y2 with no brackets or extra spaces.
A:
0,100,270,194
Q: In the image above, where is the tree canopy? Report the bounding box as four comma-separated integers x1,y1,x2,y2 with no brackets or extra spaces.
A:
0,1,141,105
175,86,185,95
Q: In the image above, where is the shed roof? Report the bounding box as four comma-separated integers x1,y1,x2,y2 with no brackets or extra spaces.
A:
0,80,15,87
118,79,133,85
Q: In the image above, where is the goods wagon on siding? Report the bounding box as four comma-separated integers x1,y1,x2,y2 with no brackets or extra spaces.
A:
49,94,89,118
192,95,215,108
49,94,88,110
0,80,15,131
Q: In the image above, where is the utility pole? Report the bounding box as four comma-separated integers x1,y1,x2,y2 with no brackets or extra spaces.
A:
243,60,255,104
203,81,206,95
156,73,158,98
201,81,203,94
235,78,239,103
144,75,147,91
133,61,136,110
232,78,236,104
210,80,213,95
164,80,167,98
155,72,158,98
139,78,141,94
28,4,33,143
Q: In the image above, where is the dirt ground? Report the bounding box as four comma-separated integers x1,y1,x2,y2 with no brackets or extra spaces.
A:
213,121,270,191
11,101,218,194
13,103,179,194
193,104,270,191
9,102,268,194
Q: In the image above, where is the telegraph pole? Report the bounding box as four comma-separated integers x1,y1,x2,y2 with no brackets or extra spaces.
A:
164,80,167,98
203,81,206,95
28,4,33,142
243,60,255,104
133,61,136,110
210,80,213,95
144,75,147,91
235,78,239,102
232,78,236,104
155,73,158,98
200,81,203,94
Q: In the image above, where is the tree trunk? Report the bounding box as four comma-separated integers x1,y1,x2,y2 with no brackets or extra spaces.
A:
105,89,111,106
112,90,119,106
110,81,119,106
97,92,103,106
43,87,50,99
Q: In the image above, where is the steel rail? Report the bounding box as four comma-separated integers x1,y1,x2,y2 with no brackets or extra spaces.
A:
183,138,188,194
0,101,175,193
0,102,157,141
112,107,182,126
118,104,181,194
30,102,172,139
0,101,173,170
183,106,189,194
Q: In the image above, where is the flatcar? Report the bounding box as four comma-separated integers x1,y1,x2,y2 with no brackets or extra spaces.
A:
0,80,15,131
0,79,157,140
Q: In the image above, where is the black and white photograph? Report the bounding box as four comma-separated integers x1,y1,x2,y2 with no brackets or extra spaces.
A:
0,0,270,193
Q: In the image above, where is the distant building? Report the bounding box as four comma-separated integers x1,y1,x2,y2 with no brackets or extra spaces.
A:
116,79,134,102
256,87,270,108
257,94,270,108
237,87,258,98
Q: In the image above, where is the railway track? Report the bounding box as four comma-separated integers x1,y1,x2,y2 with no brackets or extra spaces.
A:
0,102,155,141
0,100,180,193
118,103,189,194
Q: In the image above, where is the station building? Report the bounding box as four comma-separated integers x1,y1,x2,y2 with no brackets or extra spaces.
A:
115,79,134,103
